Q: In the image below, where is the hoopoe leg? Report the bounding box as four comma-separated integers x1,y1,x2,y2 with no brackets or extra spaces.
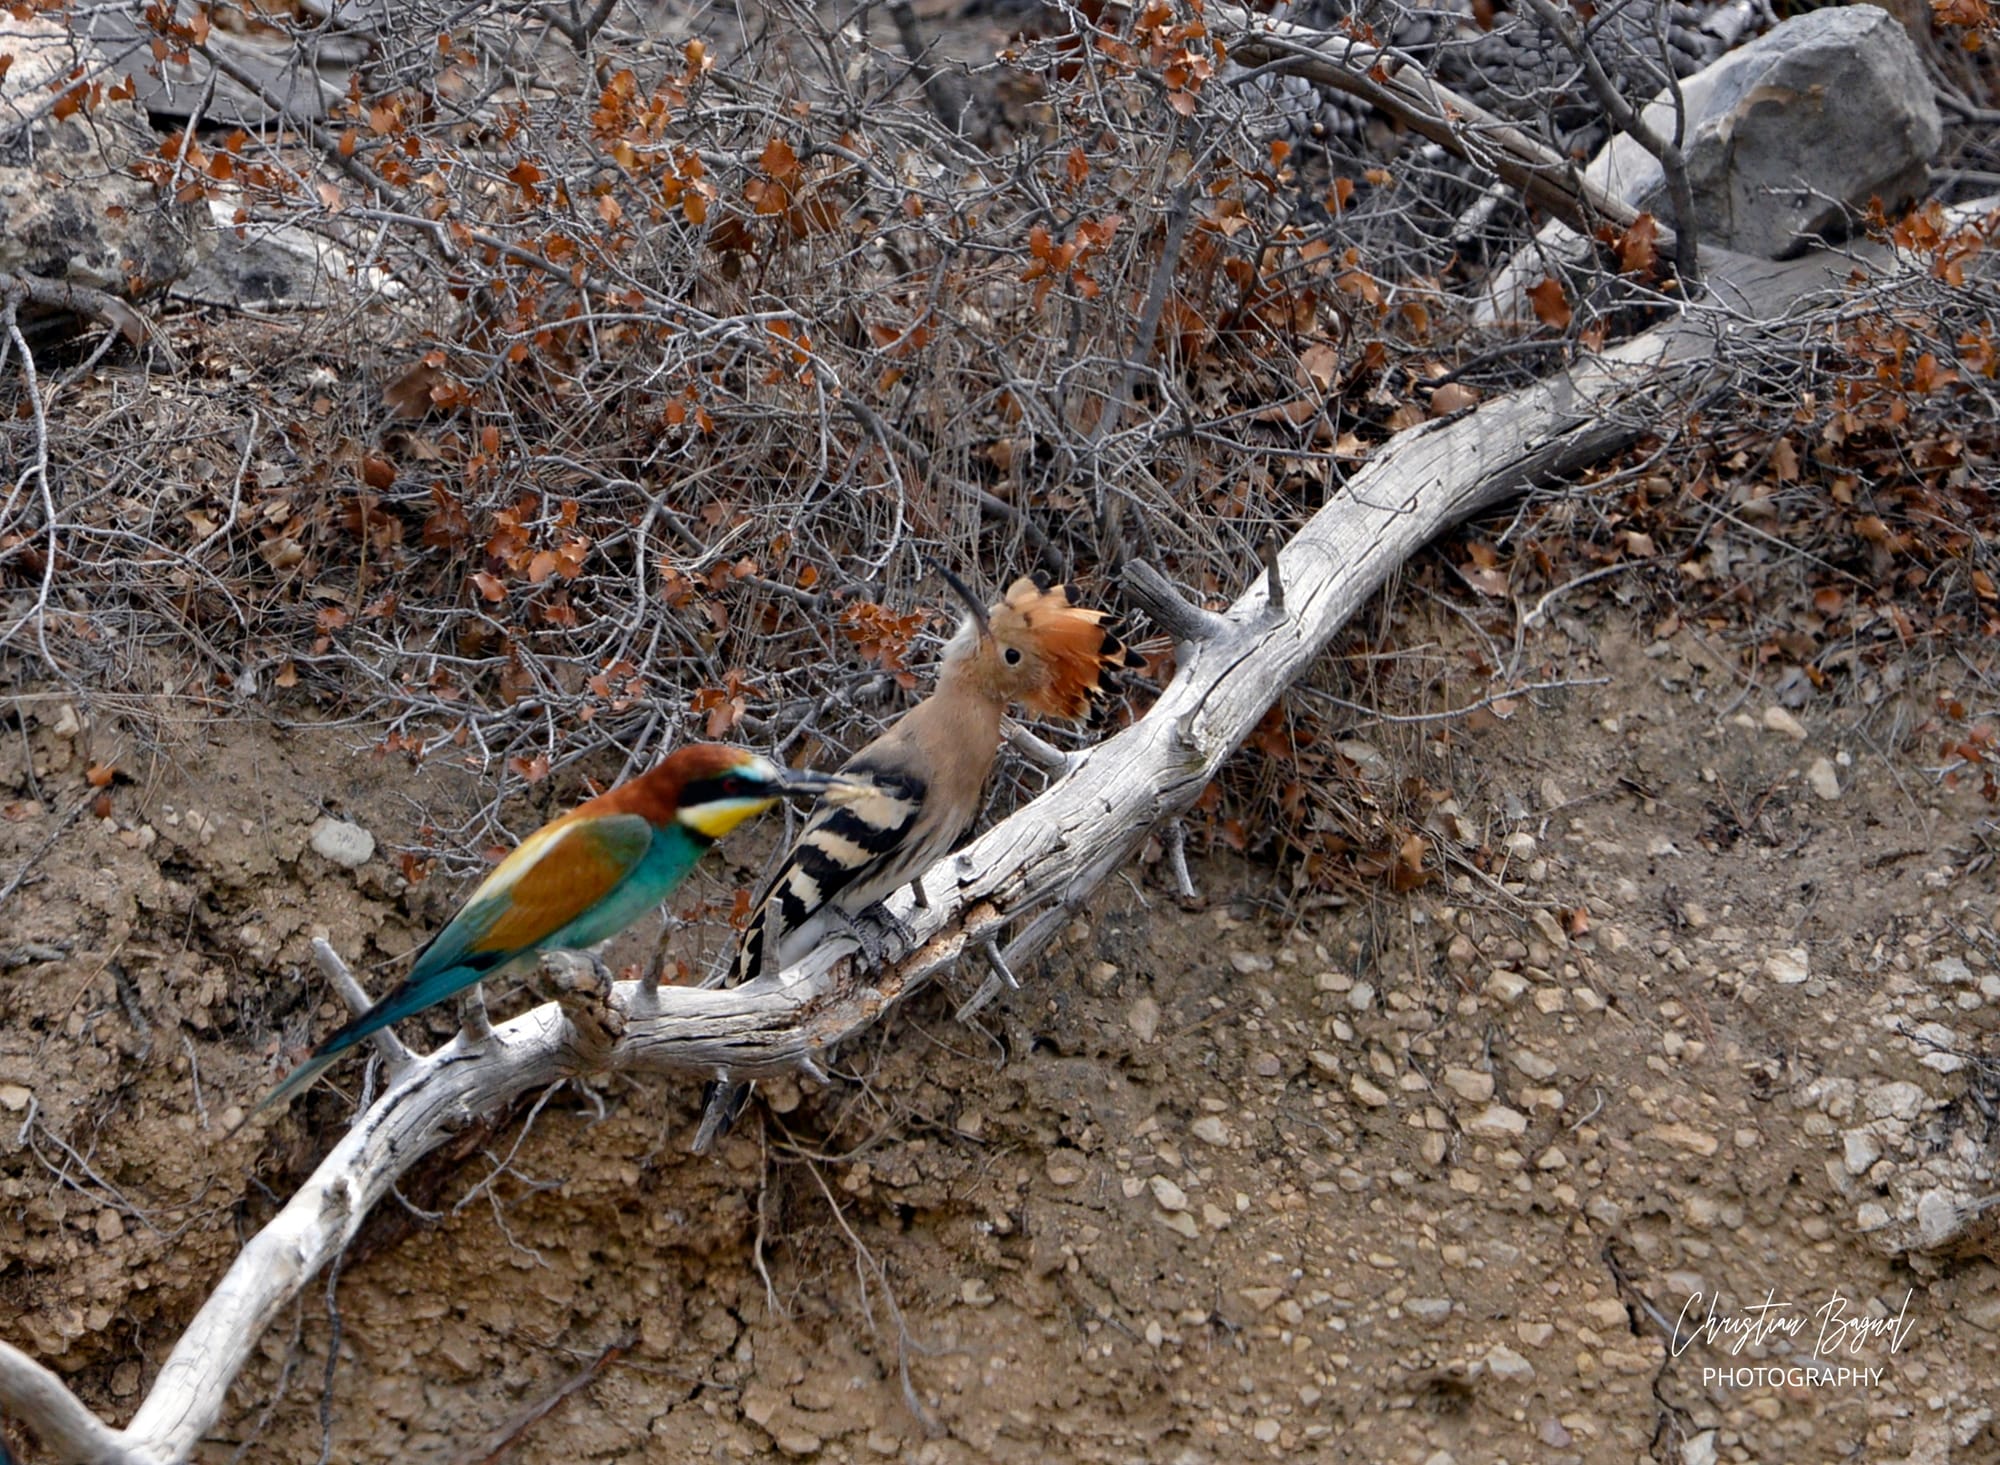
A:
832,901,914,968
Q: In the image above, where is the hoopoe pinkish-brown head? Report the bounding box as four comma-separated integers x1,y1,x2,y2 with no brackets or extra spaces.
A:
934,569,1144,720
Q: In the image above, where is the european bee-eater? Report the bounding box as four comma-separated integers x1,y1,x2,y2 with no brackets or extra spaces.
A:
255,743,848,1114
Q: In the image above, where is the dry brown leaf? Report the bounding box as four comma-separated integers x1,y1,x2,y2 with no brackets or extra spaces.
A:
1527,276,1571,330
1429,382,1478,417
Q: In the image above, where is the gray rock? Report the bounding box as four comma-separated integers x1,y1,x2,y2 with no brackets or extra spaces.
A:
1481,7,1940,322
309,817,376,869
173,199,406,311
75,7,360,127
1916,1189,1962,1251
1,16,207,314
1929,957,1975,987
1863,1080,1926,1122
1467,1105,1528,1139
1841,1128,1881,1176
1765,948,1810,985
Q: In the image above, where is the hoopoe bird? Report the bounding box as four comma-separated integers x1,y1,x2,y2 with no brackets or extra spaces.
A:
252,744,854,1116
696,570,1141,1148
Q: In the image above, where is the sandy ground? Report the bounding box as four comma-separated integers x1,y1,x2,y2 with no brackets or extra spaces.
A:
3,608,1998,1464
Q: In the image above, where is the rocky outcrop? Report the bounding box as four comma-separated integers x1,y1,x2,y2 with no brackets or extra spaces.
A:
1478,5,1942,323
0,16,206,326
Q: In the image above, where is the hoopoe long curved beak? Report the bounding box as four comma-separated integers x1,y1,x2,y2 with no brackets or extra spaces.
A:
766,763,875,802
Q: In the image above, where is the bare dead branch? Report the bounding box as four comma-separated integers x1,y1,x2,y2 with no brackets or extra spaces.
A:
1120,559,1232,645
0,270,148,348
1515,0,1702,289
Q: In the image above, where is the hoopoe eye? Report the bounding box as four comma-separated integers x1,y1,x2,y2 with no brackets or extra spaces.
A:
1003,647,1023,665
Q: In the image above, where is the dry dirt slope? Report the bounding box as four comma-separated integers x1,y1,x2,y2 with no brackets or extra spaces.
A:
2,612,1998,1464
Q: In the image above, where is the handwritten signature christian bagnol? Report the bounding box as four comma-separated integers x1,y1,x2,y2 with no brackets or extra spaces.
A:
1671,1288,1916,1359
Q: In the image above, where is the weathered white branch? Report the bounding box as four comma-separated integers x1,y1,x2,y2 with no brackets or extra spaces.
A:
314,937,414,1071
0,243,1866,1463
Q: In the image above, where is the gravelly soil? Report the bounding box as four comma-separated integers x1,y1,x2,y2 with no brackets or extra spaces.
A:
3,614,1997,1464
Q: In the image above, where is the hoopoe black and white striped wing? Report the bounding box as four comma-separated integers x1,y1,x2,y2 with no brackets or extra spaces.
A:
731,759,928,983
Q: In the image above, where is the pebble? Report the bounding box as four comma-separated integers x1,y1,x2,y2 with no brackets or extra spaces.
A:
1929,957,1974,986
1150,1176,1189,1212
1511,1050,1558,1081
1917,1189,1961,1249
1762,706,1808,740
1485,1343,1536,1381
1230,950,1273,974
1338,738,1391,778
1682,1431,1719,1465
1406,1297,1453,1322
1911,1022,1964,1074
1641,1123,1719,1157
1535,1147,1568,1170
1443,1067,1493,1103
1127,997,1161,1044
1347,982,1376,1012
1082,960,1121,995
1842,1130,1881,1175
0,1084,30,1112
1251,1051,1282,1078
1864,1081,1926,1122
1252,1420,1281,1443
309,817,375,869
1502,832,1538,861
1045,1149,1086,1186
1190,1116,1230,1147
1856,1201,1891,1231
960,1278,994,1307
1765,948,1810,985
1466,1105,1527,1139
1806,757,1841,800
1529,909,1569,950
1486,971,1529,1004
1157,1210,1199,1240
1351,1076,1391,1108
